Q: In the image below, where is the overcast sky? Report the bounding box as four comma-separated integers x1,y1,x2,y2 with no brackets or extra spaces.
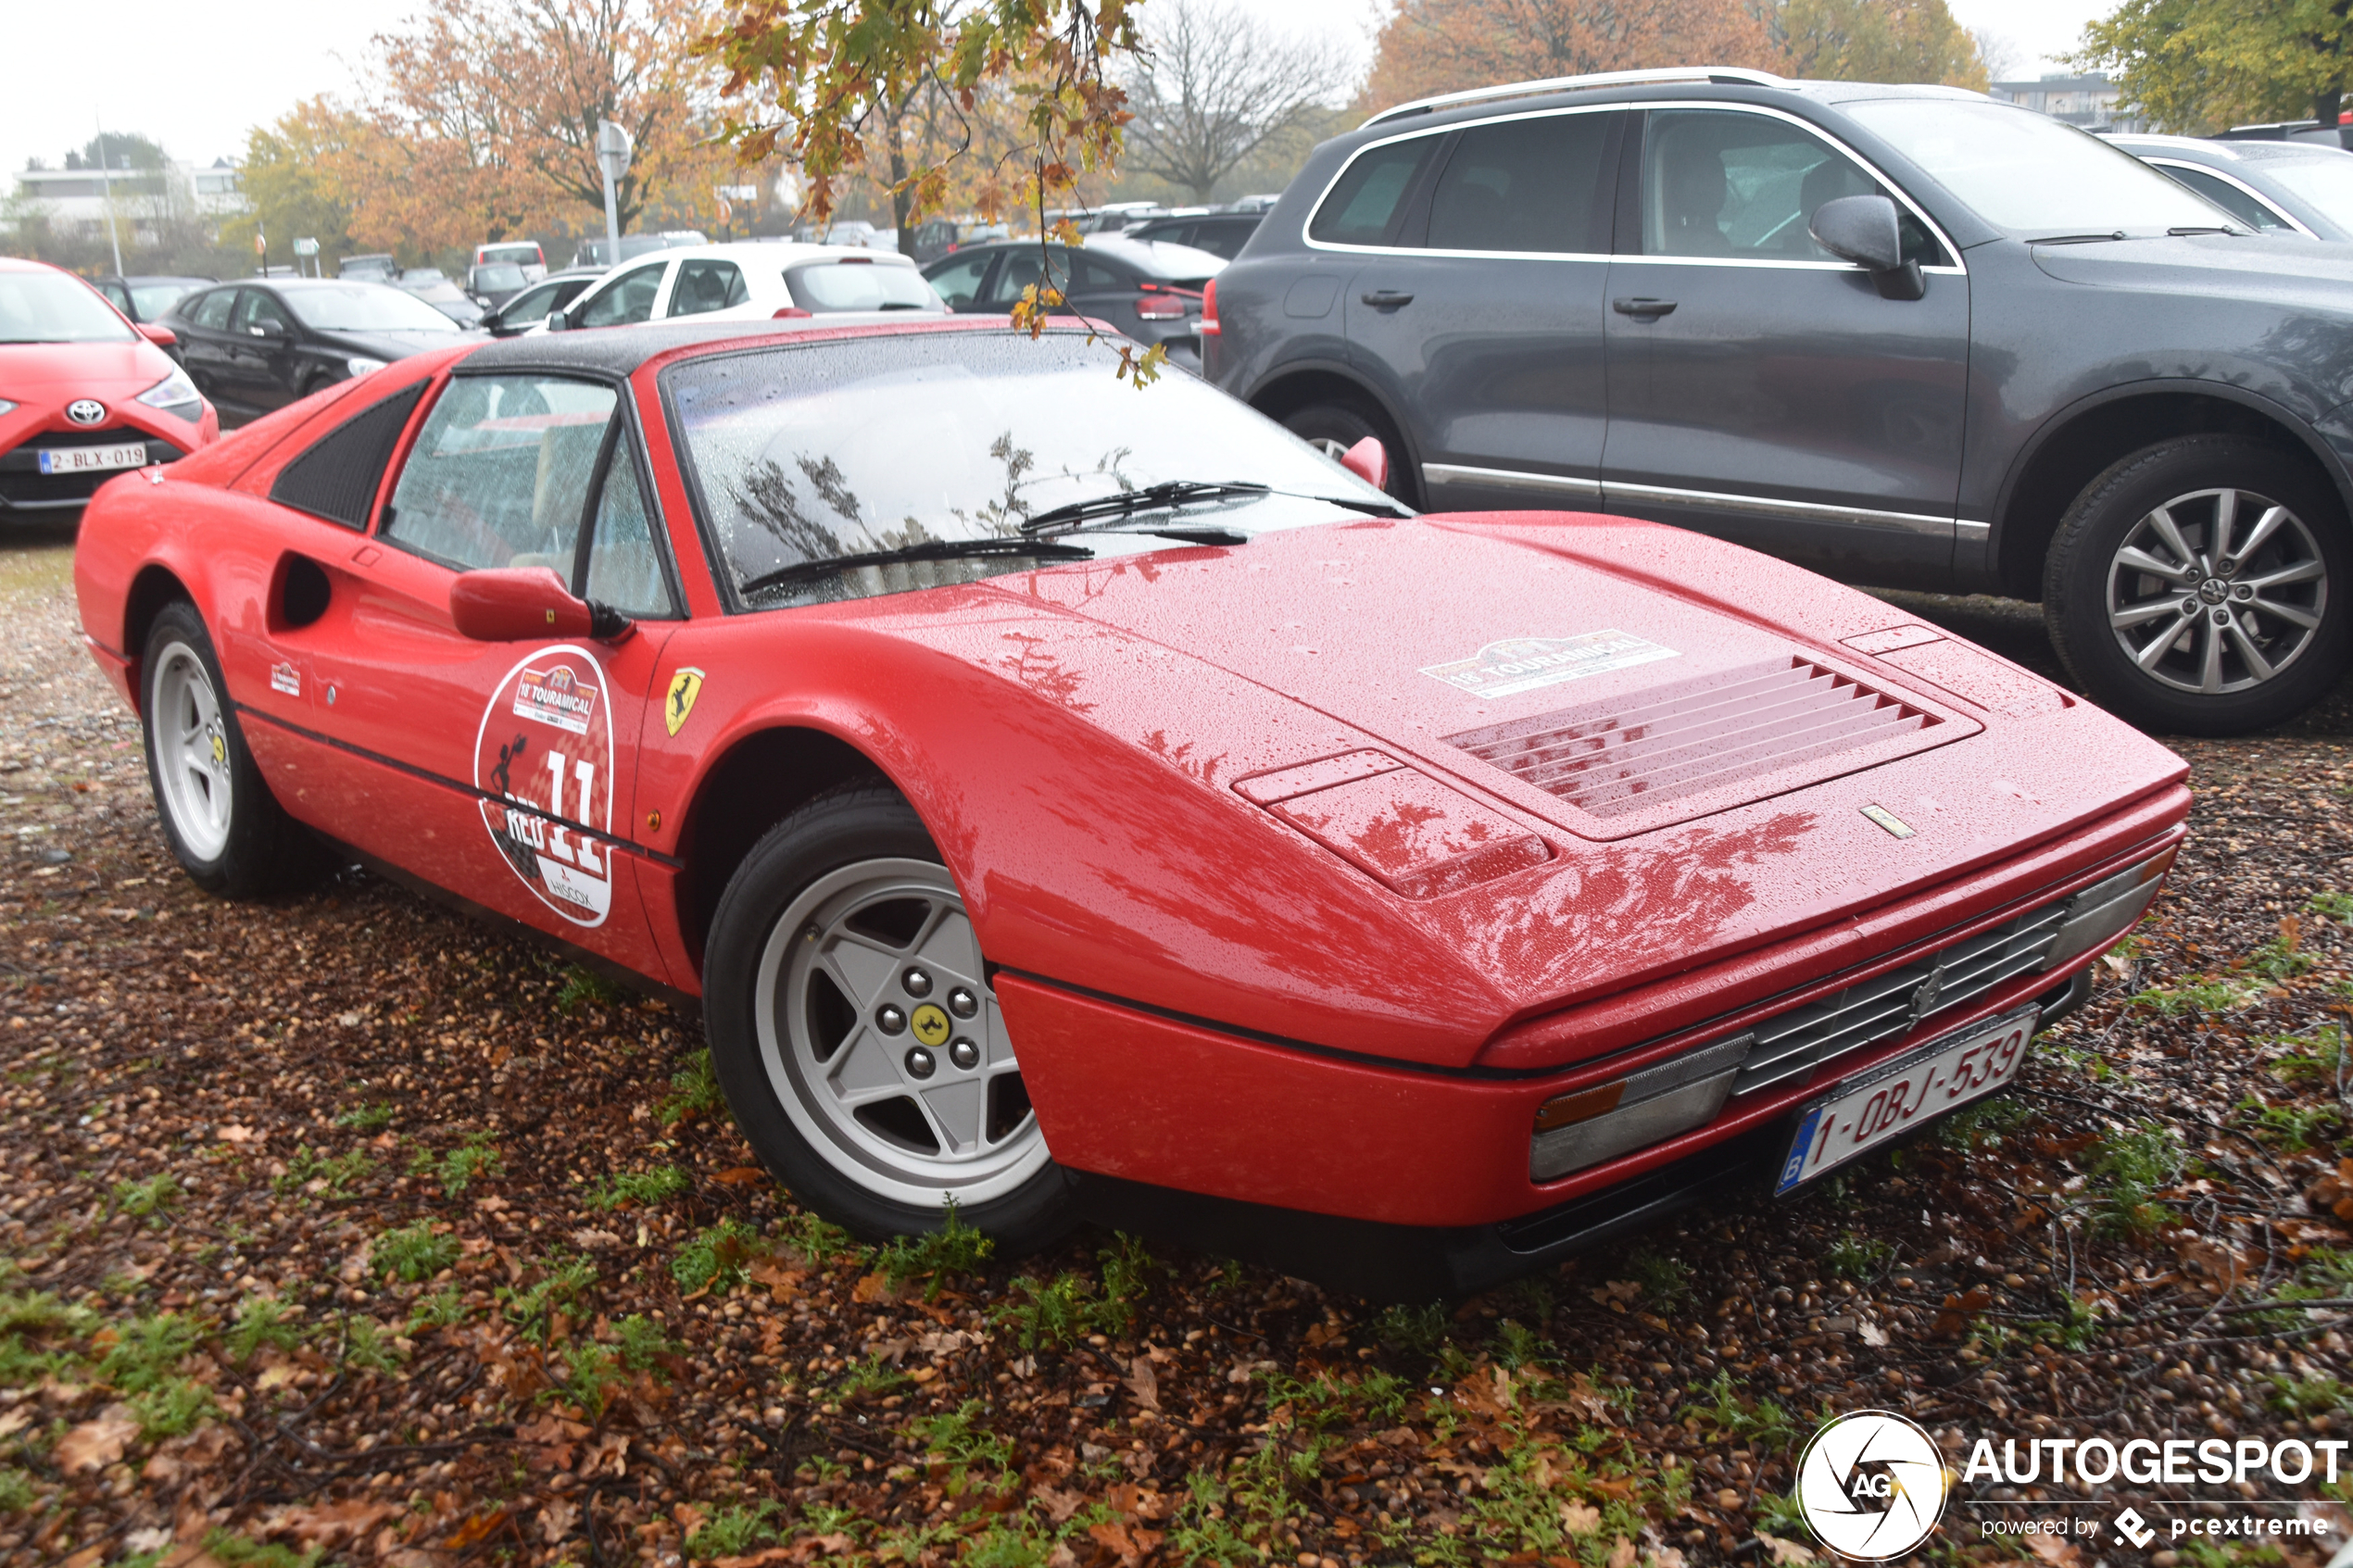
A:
0,0,2112,183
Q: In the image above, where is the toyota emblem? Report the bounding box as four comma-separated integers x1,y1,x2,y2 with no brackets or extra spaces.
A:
66,399,107,426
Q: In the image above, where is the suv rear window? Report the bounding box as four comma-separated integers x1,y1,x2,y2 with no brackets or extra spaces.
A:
1427,113,1616,254
1311,135,1441,246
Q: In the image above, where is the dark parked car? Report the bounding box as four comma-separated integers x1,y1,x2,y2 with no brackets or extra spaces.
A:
479,267,604,337
1211,68,2353,735
2108,133,2353,240
160,279,470,421
1126,211,1265,260
93,275,212,325
338,254,400,283
923,235,1225,370
467,261,532,308
392,267,486,328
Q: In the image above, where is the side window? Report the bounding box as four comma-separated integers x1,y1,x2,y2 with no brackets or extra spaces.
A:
577,263,666,328
1070,257,1128,292
100,282,130,313
1427,112,1615,254
582,439,677,619
499,281,558,323
233,290,295,335
1642,109,1948,265
1191,222,1250,260
668,259,748,317
985,248,1052,307
189,289,236,330
1309,134,1441,246
2158,166,2288,231
271,382,430,529
383,376,618,572
925,252,992,307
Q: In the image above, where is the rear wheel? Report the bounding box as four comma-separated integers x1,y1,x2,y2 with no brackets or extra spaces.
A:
141,601,321,895
1277,400,1416,506
702,781,1077,1249
2045,436,2352,735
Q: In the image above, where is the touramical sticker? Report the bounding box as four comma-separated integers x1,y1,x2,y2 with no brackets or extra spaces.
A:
1792,1410,1949,1561
1419,632,1678,701
472,646,615,928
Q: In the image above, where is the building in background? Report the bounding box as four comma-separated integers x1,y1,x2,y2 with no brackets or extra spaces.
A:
9,159,248,245
1988,72,2145,134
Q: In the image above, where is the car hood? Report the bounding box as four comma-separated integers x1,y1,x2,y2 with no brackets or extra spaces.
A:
2031,232,2353,304
0,338,177,393
882,514,2186,1051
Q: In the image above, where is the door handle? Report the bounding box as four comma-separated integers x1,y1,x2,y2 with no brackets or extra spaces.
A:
1359,290,1414,309
1612,296,1677,318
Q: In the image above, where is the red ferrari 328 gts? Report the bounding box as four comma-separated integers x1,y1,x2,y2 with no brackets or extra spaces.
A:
75,317,2188,1297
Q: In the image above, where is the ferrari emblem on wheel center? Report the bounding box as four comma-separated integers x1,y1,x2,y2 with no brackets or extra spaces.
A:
910,1004,951,1047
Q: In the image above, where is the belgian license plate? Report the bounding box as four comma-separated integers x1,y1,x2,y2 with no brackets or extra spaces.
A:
1775,1004,2039,1194
38,444,146,475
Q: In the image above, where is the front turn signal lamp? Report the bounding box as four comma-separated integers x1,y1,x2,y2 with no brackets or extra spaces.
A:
1530,1034,1751,1182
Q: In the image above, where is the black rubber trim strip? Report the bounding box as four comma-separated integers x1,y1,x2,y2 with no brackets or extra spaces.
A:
233,700,684,870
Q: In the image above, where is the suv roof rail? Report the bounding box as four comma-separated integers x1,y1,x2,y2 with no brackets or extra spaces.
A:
1362,66,1786,128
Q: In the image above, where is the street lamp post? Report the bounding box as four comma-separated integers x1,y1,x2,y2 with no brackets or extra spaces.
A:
596,120,633,266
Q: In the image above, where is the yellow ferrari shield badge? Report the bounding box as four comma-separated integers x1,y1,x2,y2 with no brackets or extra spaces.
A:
663,668,706,737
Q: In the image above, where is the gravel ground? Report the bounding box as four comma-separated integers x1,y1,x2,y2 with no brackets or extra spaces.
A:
3,536,2350,1568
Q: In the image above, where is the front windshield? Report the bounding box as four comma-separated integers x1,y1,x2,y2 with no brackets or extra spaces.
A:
786,262,945,312
2256,155,2353,229
1842,99,2233,236
284,283,465,333
667,331,1396,608
0,270,136,344
475,264,527,291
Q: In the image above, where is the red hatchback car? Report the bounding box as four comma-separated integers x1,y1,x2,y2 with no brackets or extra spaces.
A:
1,257,216,524
74,316,2186,1296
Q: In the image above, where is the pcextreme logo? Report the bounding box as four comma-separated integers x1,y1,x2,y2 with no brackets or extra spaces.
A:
1793,1411,1950,1561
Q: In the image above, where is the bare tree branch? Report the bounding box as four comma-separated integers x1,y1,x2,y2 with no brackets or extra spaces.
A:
1123,0,1351,205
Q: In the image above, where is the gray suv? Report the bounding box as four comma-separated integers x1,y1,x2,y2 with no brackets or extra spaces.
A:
1209,68,2353,735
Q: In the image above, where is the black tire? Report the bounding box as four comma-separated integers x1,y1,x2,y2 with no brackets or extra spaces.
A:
1277,399,1417,507
702,780,1080,1251
140,601,321,896
2045,435,2353,735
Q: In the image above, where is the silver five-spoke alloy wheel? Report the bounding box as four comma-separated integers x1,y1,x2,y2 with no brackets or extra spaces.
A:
2106,485,2327,695
753,858,1046,1208
151,640,234,860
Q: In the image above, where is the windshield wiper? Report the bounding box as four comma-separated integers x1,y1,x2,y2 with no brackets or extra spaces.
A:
736,535,1094,598
1018,480,1271,538
2168,224,2246,236
2026,231,2127,245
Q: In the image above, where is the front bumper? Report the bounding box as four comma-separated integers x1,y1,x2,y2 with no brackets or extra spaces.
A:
0,414,206,519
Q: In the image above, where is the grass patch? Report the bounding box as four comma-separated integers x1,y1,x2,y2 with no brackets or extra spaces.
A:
612,1312,679,1372
658,1049,726,1126
557,963,629,1011
2268,1374,2350,1417
2271,1026,2350,1087
2131,977,2262,1015
1826,1234,1895,1282
2309,891,2353,922
2237,1097,2345,1154
1624,1248,1692,1307
111,1172,181,1223
876,1201,995,1299
374,1221,459,1284
672,1218,760,1296
274,1145,373,1202
334,1100,396,1131
2090,1123,2183,1238
409,1132,502,1198
226,1296,305,1363
992,1272,1098,1350
498,1251,598,1338
584,1164,690,1210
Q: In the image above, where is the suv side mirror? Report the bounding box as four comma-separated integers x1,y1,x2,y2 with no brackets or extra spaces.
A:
1808,194,1926,302
450,566,631,641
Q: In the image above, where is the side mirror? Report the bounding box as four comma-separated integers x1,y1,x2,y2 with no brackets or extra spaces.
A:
249,318,290,339
1339,434,1389,492
1808,194,1926,301
449,566,635,642
136,323,177,348
544,309,572,333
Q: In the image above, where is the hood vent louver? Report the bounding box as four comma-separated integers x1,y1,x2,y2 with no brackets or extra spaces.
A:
1446,657,1939,819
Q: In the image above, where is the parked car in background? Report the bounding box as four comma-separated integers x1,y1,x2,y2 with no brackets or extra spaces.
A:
923,235,1224,370
392,268,487,329
473,241,547,282
160,279,470,422
338,254,399,283
909,219,1013,263
1043,201,1173,234
547,242,943,333
467,263,533,310
2108,133,2353,240
0,257,216,525
1126,211,1265,260
571,231,708,268
480,268,604,338
1211,67,2353,734
72,313,2187,1293
94,275,214,326
2213,119,2352,146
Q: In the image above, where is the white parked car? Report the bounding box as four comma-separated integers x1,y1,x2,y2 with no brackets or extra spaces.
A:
538,242,947,333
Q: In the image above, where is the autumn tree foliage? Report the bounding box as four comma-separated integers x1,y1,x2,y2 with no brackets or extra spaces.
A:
2076,0,2353,134
1359,0,1990,112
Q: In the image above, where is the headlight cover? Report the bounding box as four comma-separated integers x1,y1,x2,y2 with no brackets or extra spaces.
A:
346,357,388,378
134,369,201,419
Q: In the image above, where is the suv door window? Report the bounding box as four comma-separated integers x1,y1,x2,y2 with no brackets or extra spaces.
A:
1310,133,1442,246
668,259,748,317
383,376,618,572
577,262,666,327
188,288,235,330
1642,109,1946,264
1428,113,1615,253
233,289,295,335
926,252,994,307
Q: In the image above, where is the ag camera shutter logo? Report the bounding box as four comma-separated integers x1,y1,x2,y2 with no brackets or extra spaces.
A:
1793,1410,1950,1560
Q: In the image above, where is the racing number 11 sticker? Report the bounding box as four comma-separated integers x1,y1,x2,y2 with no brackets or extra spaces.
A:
472,645,615,927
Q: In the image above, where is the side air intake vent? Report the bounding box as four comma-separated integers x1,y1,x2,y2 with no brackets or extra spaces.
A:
1447,658,1937,818
270,382,427,530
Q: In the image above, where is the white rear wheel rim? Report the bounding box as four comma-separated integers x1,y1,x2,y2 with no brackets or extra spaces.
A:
151,640,233,861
